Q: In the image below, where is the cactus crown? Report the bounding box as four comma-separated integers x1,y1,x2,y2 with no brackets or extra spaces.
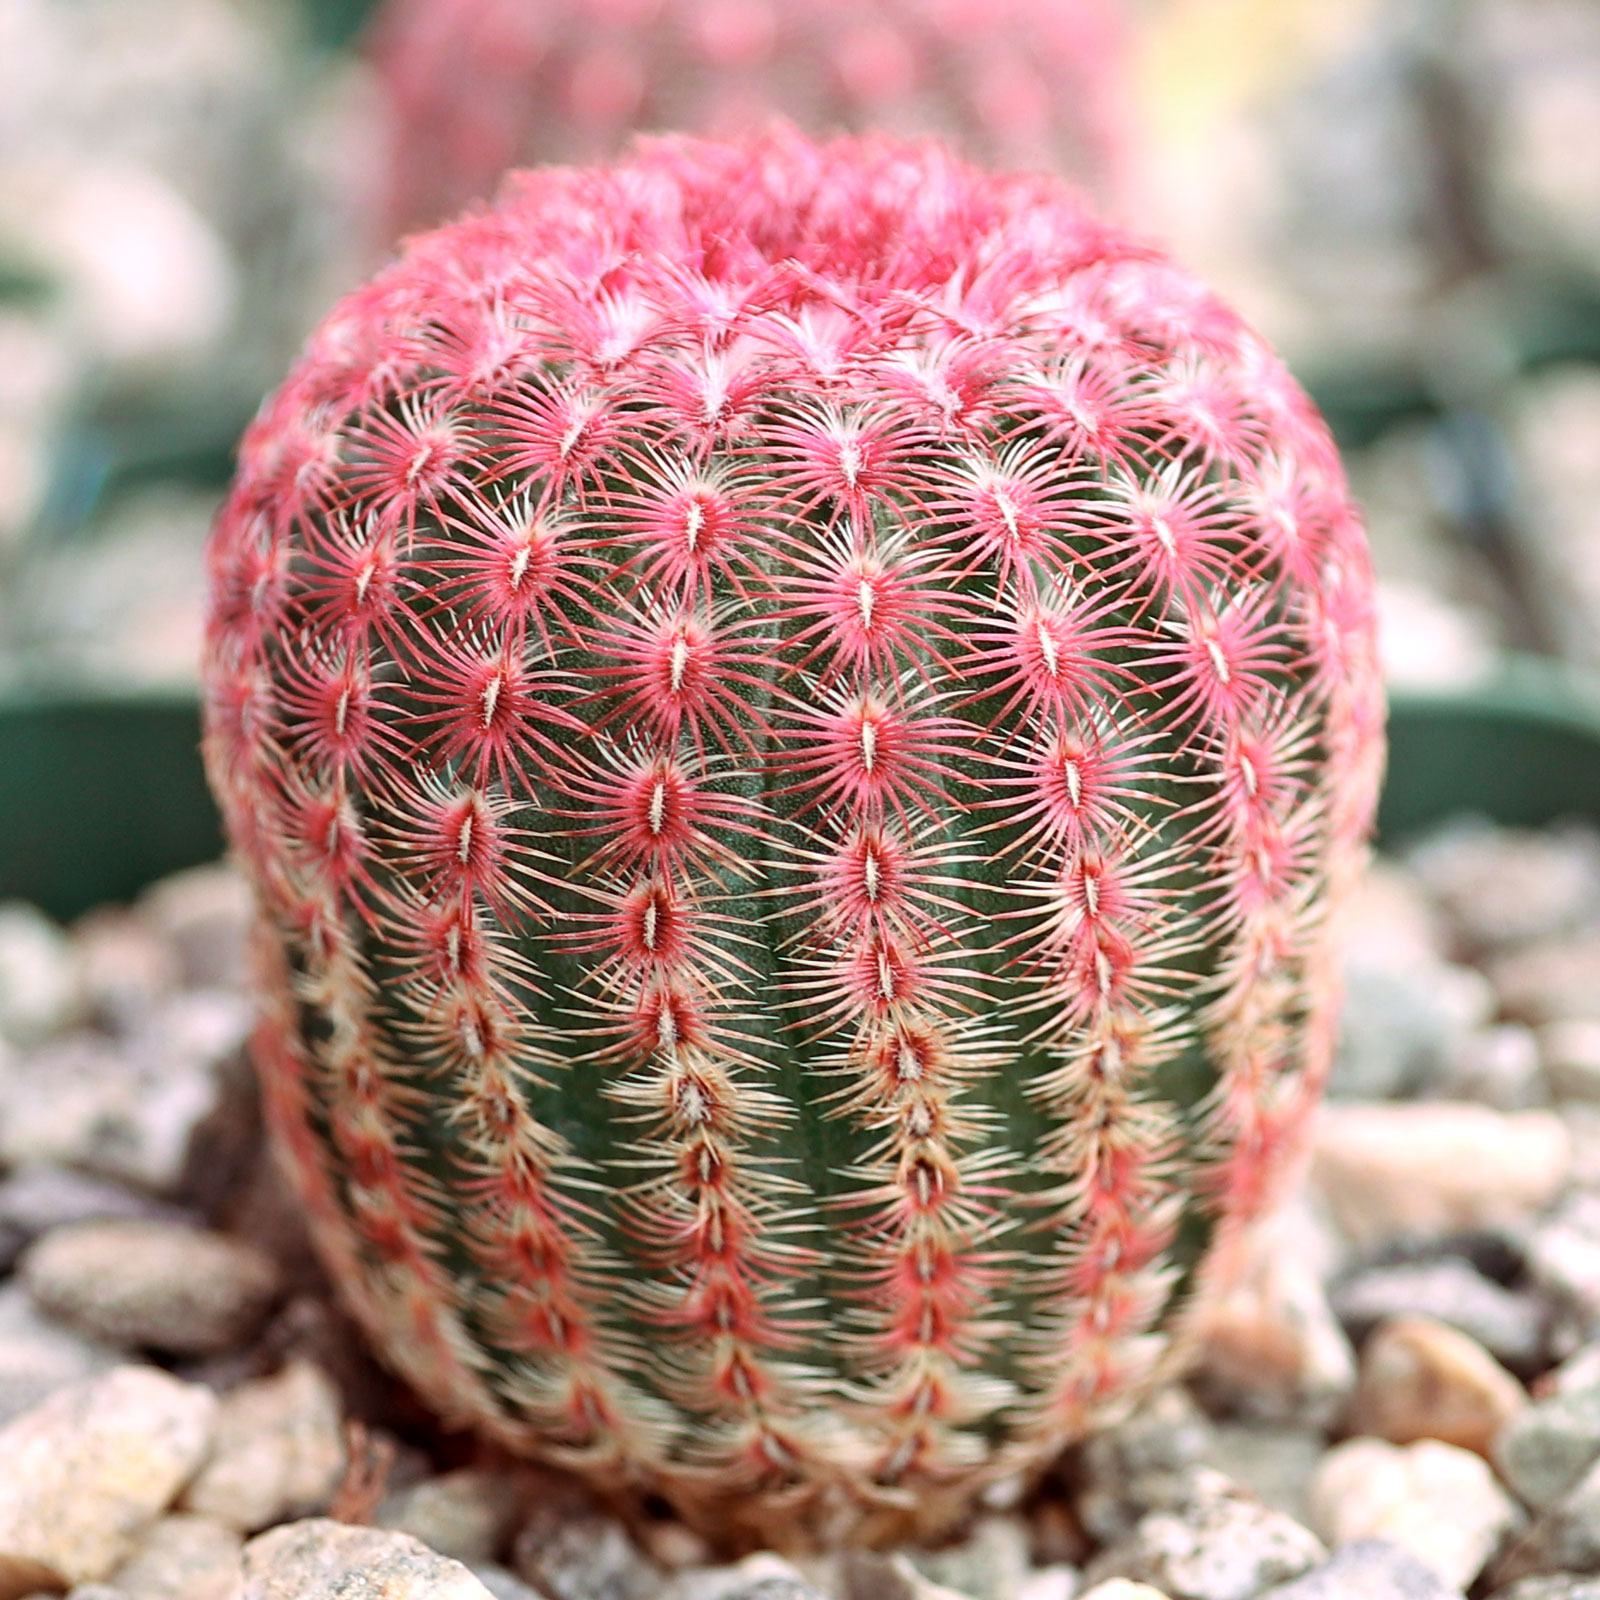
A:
204,133,1382,1544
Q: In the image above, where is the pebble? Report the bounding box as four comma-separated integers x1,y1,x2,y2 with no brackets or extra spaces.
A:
1489,1453,1600,1584
908,1516,1032,1600
1406,822,1600,954
1076,1388,1216,1543
1310,1104,1572,1249
661,1554,818,1600
1494,1579,1600,1599
1344,1315,1526,1456
475,1566,549,1600
1308,1437,1521,1590
1083,1472,1326,1600
1256,1538,1464,1598
1078,1585,1170,1600
0,901,79,1043
1206,1424,1326,1527
1194,1215,1356,1429
1490,938,1600,1028
0,1164,187,1243
1016,1565,1081,1600
1330,1257,1547,1374
0,1365,216,1599
377,1468,529,1566
180,1360,345,1533
1495,1381,1600,1510
21,1217,281,1356
1543,1022,1600,1105
0,1033,226,1193
1333,961,1490,1101
108,1513,242,1600
241,1519,497,1600
513,1502,662,1600
1441,1024,1547,1111
136,865,252,992
1528,1196,1600,1334
71,909,179,1032
0,1279,121,1425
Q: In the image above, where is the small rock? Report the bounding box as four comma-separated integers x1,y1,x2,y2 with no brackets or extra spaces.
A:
1543,1022,1600,1105
1493,1578,1600,1599
0,901,78,1043
1256,1539,1463,1598
1076,1388,1215,1543
377,1468,528,1566
1333,958,1491,1101
0,1365,216,1599
0,1165,187,1242
1016,1566,1079,1600
109,1514,242,1600
1406,821,1600,953
137,865,252,992
1490,1453,1600,1583
1528,1196,1600,1335
661,1554,816,1600
474,1567,548,1600
1495,1381,1600,1511
1331,1257,1548,1375
22,1218,280,1356
1345,1316,1526,1456
1442,1025,1547,1111
0,1034,225,1193
1078,1586,1170,1600
909,1517,1031,1600
0,1280,121,1425
181,1360,344,1533
1194,1229,1356,1429
1490,938,1600,1028
513,1502,662,1600
241,1519,496,1600
72,910,180,1033
1309,1437,1521,1590
1084,1473,1325,1600
1310,1105,1571,1250
1206,1425,1325,1527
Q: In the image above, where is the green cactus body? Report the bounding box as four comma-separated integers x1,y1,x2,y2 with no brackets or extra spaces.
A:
202,133,1384,1544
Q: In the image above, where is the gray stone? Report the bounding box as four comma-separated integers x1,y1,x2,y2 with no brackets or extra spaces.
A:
1257,1539,1462,1598
1490,1454,1600,1583
0,900,79,1044
1406,821,1600,953
661,1555,820,1600
0,1165,187,1241
22,1218,281,1356
1496,1384,1600,1511
1528,1197,1600,1333
108,1514,242,1600
241,1519,496,1600
181,1360,345,1533
1332,961,1490,1102
0,1366,216,1599
1442,1025,1547,1111
1493,1579,1600,1600
1331,1257,1547,1374
136,865,252,993
1015,1567,1079,1600
0,1280,121,1425
376,1468,528,1566
1083,1473,1325,1600
1206,1425,1324,1526
1076,1388,1215,1543
513,1503,662,1600
1491,938,1600,1028
473,1568,547,1600
1077,1586,1169,1600
1544,1022,1600,1105
908,1516,1031,1600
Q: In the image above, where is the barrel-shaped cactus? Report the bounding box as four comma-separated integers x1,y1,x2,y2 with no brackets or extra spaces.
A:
203,133,1382,1545
370,0,1127,236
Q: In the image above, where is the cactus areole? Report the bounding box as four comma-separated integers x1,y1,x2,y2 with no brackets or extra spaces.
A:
203,134,1383,1545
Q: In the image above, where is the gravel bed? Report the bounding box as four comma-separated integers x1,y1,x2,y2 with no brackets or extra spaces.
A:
3,819,1600,1600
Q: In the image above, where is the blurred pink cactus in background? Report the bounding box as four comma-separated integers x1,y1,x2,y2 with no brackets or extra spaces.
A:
369,0,1129,237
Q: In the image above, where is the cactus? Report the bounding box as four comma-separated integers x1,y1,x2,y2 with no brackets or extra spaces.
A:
369,0,1127,236
202,132,1383,1546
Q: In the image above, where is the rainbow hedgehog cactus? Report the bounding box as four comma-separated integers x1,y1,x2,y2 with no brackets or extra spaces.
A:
203,132,1383,1545
369,0,1127,237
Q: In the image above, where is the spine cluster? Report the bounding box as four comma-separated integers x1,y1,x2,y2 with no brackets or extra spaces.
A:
203,134,1383,1543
